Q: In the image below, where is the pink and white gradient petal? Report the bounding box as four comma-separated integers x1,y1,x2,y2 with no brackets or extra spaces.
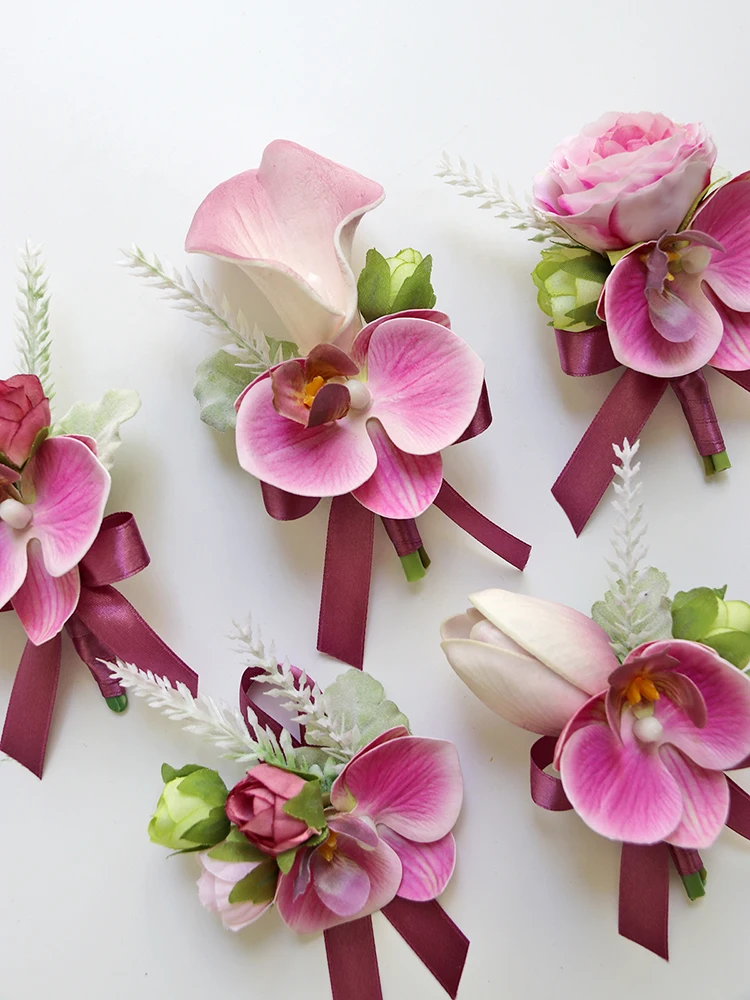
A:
331,736,462,843
351,309,452,367
364,317,484,454
0,522,30,610
311,847,371,917
351,419,443,517
708,291,750,370
11,540,80,645
236,377,376,498
26,436,111,577
696,172,750,312
378,828,456,902
197,855,273,932
660,745,730,849
185,140,385,354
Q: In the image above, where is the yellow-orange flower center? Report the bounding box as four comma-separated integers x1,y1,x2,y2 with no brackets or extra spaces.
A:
318,830,338,863
303,376,326,408
625,675,660,706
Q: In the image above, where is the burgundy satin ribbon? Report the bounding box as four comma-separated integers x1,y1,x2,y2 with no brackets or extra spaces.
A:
240,668,469,999
552,326,744,534
529,737,750,960
261,386,531,669
0,512,198,778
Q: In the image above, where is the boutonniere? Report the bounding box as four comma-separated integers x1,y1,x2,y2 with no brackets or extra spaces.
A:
441,112,750,533
111,621,469,999
126,140,530,669
441,438,750,959
0,244,197,777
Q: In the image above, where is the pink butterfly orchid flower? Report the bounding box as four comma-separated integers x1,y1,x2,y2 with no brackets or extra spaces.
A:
235,310,485,518
186,140,384,355
600,172,750,376
0,435,110,644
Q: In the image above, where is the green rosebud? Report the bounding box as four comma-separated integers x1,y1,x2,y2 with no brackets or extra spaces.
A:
672,587,750,669
148,764,230,851
531,246,610,332
357,247,436,323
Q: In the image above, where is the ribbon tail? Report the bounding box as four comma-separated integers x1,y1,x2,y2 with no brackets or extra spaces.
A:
0,633,63,778
317,494,375,669
324,917,383,1000
432,480,530,570
618,842,670,960
65,614,125,699
552,369,668,535
725,777,750,838
382,897,469,998
670,371,726,458
73,586,198,695
716,368,750,394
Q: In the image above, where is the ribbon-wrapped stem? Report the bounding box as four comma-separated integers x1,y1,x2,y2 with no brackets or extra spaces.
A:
670,370,728,474
381,516,429,582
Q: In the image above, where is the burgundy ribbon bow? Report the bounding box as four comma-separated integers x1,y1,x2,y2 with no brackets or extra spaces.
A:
0,511,199,778
530,736,750,959
551,326,750,534
261,384,531,669
240,667,470,999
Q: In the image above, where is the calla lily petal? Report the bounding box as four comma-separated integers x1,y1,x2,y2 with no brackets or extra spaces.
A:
236,377,376,498
11,539,80,645
351,419,443,518
0,523,30,610
330,735,462,843
469,590,618,695
660,745,729,849
696,171,750,312
379,828,456,902
185,140,385,354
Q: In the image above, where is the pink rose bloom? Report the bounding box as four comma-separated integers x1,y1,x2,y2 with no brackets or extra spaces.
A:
0,375,51,468
197,855,273,931
225,763,321,857
533,112,716,252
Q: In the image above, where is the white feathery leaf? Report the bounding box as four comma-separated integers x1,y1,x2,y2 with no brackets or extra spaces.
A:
16,241,54,398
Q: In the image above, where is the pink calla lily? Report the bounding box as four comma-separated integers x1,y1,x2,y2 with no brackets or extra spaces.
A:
235,310,484,518
556,639,750,848
0,435,110,644
441,589,618,736
601,171,750,376
185,140,385,354
275,728,463,933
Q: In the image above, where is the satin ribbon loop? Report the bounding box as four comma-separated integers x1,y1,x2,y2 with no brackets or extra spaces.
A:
555,326,619,377
79,511,150,587
529,736,571,811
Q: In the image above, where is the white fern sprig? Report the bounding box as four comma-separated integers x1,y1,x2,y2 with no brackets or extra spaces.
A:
437,153,563,241
109,659,305,768
16,241,54,398
121,245,285,377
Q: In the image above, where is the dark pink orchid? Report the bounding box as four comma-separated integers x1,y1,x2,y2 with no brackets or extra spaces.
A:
0,435,110,644
235,309,484,519
601,172,750,376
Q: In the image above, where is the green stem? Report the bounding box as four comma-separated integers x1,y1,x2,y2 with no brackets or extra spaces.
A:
679,868,707,901
417,546,431,570
704,450,731,475
106,694,129,714
400,551,428,583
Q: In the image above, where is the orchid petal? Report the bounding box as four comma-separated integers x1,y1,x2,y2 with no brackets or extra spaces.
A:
328,814,380,849
364,317,484,454
379,828,456,902
197,855,273,932
235,377,376,497
660,745,729,849
0,523,30,610
25,436,110,577
469,590,618,695
185,140,384,354
307,383,351,428
707,289,750,370
306,343,359,380
330,736,462,843
351,419,442,517
695,171,750,312
271,361,308,424
11,539,80,645
351,309,452,367
311,848,371,917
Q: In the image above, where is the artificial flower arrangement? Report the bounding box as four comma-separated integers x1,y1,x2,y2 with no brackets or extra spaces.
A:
125,139,530,669
440,112,750,533
441,438,750,959
110,621,469,999
0,244,197,777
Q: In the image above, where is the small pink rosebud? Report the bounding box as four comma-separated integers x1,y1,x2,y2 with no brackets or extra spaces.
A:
0,375,51,468
225,763,320,857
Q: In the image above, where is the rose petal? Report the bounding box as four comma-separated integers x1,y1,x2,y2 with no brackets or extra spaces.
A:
330,735,462,842
660,745,729,849
696,172,750,312
11,539,80,645
379,828,456,902
351,419,443,518
235,377,376,497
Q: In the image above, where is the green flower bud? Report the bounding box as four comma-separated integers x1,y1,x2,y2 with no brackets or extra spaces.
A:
357,247,436,322
148,764,230,851
531,246,610,332
672,587,750,669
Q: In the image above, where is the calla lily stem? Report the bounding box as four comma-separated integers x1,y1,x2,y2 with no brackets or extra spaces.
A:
106,694,129,713
704,450,731,475
400,547,431,583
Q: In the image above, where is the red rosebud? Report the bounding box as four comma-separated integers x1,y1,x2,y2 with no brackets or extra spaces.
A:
225,763,319,857
0,375,51,467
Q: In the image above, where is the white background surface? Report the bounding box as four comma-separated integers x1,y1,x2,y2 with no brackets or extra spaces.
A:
2,2,750,997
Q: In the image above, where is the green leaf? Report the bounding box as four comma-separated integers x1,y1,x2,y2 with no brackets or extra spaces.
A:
563,302,604,327
671,588,721,641
702,629,750,669
390,254,437,313
177,767,228,807
161,762,205,784
207,836,268,863
282,778,326,830
54,389,141,471
714,585,728,600
318,669,410,750
228,859,279,905
605,245,643,266
193,349,255,432
276,848,298,874
357,249,392,323
181,806,231,847
266,338,299,362
592,566,673,660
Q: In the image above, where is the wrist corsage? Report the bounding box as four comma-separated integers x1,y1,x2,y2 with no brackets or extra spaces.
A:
0,244,198,777
126,140,530,669
441,112,750,533
441,438,750,959
112,622,468,999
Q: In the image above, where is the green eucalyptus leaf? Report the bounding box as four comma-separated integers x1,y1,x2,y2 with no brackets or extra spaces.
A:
181,806,231,847
357,249,392,323
54,389,141,471
318,669,410,750
194,349,254,432
228,859,279,905
282,778,326,830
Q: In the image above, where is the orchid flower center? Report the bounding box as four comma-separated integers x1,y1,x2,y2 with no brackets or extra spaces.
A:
632,714,664,744
0,497,32,531
318,830,339,863
625,674,660,706
303,376,326,408
345,379,372,411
